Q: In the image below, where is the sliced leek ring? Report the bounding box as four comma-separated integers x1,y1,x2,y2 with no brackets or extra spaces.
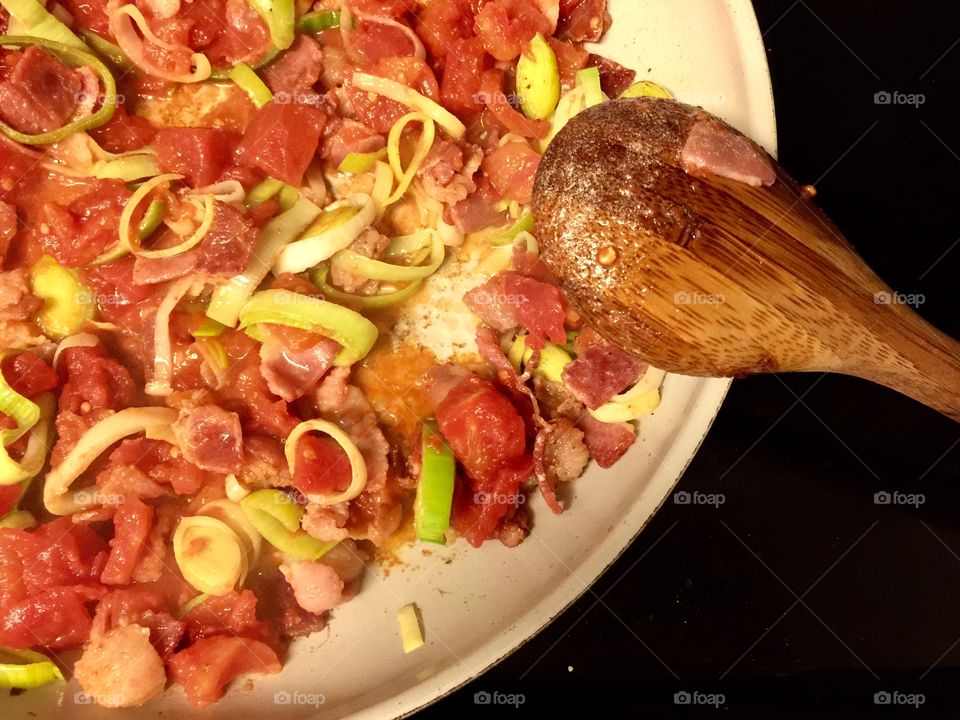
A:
284,420,367,506
173,515,246,596
0,648,64,689
589,367,667,422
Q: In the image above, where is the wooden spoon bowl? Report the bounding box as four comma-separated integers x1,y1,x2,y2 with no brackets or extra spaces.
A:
532,98,960,420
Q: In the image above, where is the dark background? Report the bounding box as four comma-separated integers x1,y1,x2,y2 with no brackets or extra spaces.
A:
421,0,960,715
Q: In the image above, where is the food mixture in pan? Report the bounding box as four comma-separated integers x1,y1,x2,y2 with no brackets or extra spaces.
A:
0,0,668,707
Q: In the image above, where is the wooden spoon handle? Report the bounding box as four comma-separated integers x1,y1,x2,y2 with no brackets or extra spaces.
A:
849,302,960,420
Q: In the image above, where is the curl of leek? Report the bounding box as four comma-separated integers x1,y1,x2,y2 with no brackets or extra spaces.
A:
331,229,444,283
91,153,158,182
173,515,246,595
237,289,378,365
296,10,340,33
30,255,95,340
138,199,166,240
414,421,455,544
240,489,337,560
146,275,203,397
0,36,118,145
271,194,375,276
589,367,666,422
0,648,64,689
339,148,387,174
246,0,295,49
120,174,217,260
198,499,262,564
486,212,534,246
207,197,321,327
283,419,368,506
382,112,436,208
310,266,424,310
0,0,84,48
508,335,572,382
516,33,560,120
577,66,604,108
52,333,99,370
43,406,179,515
244,177,285,208
0,353,54,486
229,62,273,108
79,29,132,69
352,71,465,139
110,5,211,83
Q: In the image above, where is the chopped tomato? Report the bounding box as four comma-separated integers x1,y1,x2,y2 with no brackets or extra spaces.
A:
440,37,489,113
195,201,259,275
38,180,131,267
436,376,527,481
1,352,58,398
107,438,207,496
57,345,135,414
236,101,327,186
181,590,272,644
482,141,541,204
292,434,353,496
86,256,161,323
88,105,157,153
58,0,112,35
480,69,550,138
349,56,440,133
0,484,22,518
474,0,551,62
155,127,239,188
450,454,533,547
100,497,155,586
417,0,476,65
347,17,420,65
0,586,105,649
547,37,589,92
94,586,186,658
168,636,281,708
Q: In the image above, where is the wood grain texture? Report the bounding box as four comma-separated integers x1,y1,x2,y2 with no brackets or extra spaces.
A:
532,97,960,420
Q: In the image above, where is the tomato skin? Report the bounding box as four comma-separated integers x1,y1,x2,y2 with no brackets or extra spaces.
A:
292,434,352,496
440,37,489,113
1,352,58,398
436,376,527,481
450,454,532,547
236,101,327,186
155,128,240,188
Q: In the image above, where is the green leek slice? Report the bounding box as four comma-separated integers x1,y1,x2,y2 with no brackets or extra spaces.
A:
620,80,673,99
516,33,560,120
244,177,285,208
0,648,64,689
229,62,273,108
330,229,444,283
0,0,84,48
246,0,295,49
296,10,340,33
310,266,424,310
240,489,338,560
339,148,387,174
30,255,95,340
413,422,455,544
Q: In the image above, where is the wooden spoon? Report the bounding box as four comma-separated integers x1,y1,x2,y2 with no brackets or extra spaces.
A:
531,97,960,421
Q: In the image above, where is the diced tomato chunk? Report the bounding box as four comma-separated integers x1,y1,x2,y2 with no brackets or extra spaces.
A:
450,454,533,547
1,352,58,398
480,69,550,138
39,180,131,267
349,57,440,133
155,128,240,188
89,105,157,153
106,438,208,496
437,376,527,481
236,101,327,186
57,345,135,414
482,141,541,204
292,434,353,496
100,497,155,586
86,256,161,323
347,17,420,65
440,37,489,113
547,37,589,92
168,636,281,708
58,0,112,35
474,0,551,61
181,590,270,644
417,0,476,64
0,484,21,518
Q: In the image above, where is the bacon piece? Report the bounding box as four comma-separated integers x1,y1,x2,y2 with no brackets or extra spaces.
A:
168,636,281,708
561,344,646,409
445,189,508,233
74,624,167,708
587,53,636,98
280,560,345,614
314,366,350,413
533,418,588,514
681,119,777,187
577,414,635,468
302,503,350,543
0,201,17,261
92,586,185,658
262,35,324,94
0,269,41,324
464,271,567,350
474,326,538,411
327,227,390,294
0,47,82,134
258,325,339,402
557,0,609,42
321,119,386,168
172,405,244,474
418,140,482,206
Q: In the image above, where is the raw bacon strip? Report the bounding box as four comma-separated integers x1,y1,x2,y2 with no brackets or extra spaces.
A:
258,325,340,402
0,47,82,135
464,271,566,350
172,405,244,474
578,414,635,468
587,53,636,98
557,0,609,42
561,344,646,409
533,418,588,514
261,36,324,94
681,119,777,187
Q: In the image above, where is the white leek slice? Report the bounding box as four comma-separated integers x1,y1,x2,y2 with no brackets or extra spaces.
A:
284,419,367,506
173,515,245,595
146,275,203,397
0,0,85,48
351,71,465,138
0,393,53,487
272,194,375,276
91,154,158,181
198,499,262,562
331,229,444,282
383,112,436,207
207,197,321,326
396,603,424,653
111,5,212,83
44,407,179,515
589,367,667,422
